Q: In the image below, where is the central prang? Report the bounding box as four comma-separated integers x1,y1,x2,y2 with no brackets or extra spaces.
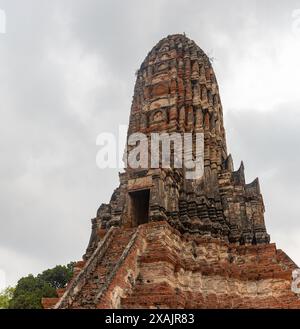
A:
85,34,270,260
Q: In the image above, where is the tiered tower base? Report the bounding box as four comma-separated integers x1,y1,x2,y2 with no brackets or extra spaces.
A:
43,221,299,309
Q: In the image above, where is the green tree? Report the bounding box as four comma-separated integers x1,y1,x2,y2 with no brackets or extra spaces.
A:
38,263,74,289
0,287,15,309
9,275,56,309
8,262,74,309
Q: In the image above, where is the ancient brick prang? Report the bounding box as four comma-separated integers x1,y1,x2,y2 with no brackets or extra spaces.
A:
43,34,299,309
85,34,270,255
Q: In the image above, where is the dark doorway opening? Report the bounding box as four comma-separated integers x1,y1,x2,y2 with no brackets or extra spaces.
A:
129,189,150,226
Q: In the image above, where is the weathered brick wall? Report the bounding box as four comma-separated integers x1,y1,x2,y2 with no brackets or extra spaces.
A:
45,221,299,309
120,222,299,309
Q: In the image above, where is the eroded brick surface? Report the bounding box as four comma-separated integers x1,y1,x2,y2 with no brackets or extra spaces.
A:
46,222,299,309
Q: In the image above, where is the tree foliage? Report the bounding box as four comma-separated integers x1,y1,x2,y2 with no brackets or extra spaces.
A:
9,275,56,309
0,287,15,309
8,262,74,309
38,263,74,289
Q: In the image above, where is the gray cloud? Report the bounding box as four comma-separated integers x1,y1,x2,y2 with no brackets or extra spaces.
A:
0,0,299,287
226,105,300,263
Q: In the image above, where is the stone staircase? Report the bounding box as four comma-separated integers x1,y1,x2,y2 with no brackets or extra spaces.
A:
43,226,137,309
71,228,136,308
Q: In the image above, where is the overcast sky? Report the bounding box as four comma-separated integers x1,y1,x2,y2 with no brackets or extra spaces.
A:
0,0,300,289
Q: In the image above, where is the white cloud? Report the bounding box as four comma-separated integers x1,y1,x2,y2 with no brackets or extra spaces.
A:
219,35,300,112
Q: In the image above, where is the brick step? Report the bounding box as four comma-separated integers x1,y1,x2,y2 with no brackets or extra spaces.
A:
42,297,60,309
120,280,187,309
121,293,186,309
128,284,177,296
56,288,66,298
70,228,136,308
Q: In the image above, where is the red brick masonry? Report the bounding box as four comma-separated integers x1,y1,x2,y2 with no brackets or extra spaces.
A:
43,221,300,309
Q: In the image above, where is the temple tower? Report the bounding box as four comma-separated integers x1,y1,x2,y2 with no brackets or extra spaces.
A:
85,34,269,260
43,35,299,310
